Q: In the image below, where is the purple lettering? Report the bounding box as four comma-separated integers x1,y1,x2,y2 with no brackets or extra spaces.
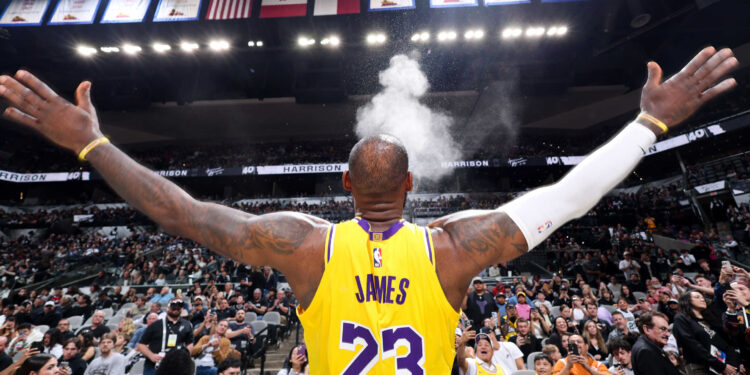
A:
396,278,409,305
354,276,364,303
366,274,377,302
376,276,388,304
385,276,396,304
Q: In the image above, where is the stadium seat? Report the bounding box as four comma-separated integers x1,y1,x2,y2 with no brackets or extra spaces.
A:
526,351,543,370
250,321,268,339
68,315,84,331
128,358,145,375
246,312,257,322
541,338,549,346
80,287,91,296
601,305,617,314
35,325,49,334
262,312,281,326
632,292,647,301
511,370,536,375
102,307,114,320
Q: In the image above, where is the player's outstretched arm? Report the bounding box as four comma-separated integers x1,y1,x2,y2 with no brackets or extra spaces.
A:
0,71,329,278
430,46,738,308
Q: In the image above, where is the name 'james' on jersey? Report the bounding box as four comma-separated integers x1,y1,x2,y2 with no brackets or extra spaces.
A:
297,218,460,374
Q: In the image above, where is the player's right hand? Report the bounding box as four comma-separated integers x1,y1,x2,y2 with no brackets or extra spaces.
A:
640,46,738,129
0,71,103,156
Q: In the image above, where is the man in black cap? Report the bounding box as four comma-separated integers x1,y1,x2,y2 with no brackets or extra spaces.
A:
500,303,519,340
495,293,508,319
463,278,497,330
554,285,572,306
138,298,194,375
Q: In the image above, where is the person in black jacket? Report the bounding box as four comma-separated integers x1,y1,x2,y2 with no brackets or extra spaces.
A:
631,311,680,375
58,338,88,375
673,290,739,375
508,318,541,360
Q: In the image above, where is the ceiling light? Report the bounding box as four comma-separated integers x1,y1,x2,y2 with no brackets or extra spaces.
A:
209,39,230,51
181,41,199,52
122,44,141,55
152,43,171,53
100,46,119,53
76,45,97,57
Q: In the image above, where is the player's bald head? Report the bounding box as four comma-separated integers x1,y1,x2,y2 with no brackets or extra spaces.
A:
348,135,409,194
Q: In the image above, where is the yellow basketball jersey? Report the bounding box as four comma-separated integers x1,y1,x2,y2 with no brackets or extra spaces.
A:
474,358,503,375
297,217,460,374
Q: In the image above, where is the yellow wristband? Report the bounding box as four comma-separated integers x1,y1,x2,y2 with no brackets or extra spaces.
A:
638,113,669,134
78,137,110,161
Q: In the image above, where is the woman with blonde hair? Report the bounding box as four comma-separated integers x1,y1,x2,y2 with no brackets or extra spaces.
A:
117,317,135,338
582,320,608,361
581,284,597,301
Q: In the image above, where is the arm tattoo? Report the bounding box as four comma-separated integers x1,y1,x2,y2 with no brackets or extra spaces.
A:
247,216,310,255
446,211,528,258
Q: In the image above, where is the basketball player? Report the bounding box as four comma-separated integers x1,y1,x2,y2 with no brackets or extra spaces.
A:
0,46,738,373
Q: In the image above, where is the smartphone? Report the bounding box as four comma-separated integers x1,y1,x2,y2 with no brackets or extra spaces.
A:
722,260,732,268
568,342,579,355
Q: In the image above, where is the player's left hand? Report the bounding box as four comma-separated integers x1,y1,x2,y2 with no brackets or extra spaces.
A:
640,46,739,128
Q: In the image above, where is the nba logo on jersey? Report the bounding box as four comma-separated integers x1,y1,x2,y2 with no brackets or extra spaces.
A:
373,248,383,268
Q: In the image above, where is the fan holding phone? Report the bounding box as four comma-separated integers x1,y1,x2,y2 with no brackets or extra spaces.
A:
553,334,609,375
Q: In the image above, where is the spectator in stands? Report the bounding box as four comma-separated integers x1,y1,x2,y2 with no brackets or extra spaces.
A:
128,312,157,349
607,312,631,344
509,318,541,359
77,332,96,363
58,338,87,375
723,273,750,369
607,338,633,375
150,287,174,304
548,317,570,357
79,310,110,342
559,305,579,333
674,290,740,374
619,252,640,281
530,306,551,338
631,311,680,375
194,310,217,343
581,321,608,362
247,290,268,319
614,299,637,332
278,345,308,375
214,299,234,321
551,333,609,375
35,302,61,328
515,292,531,320
500,304,518,340
217,357,241,375
226,310,253,353
0,336,12,371
56,319,75,341
542,344,562,363
262,267,277,294
554,286,572,307
464,279,497,331
533,354,554,375
83,333,126,375
494,293,507,319
153,348,194,375
583,303,611,338
128,296,149,318
8,323,38,358
191,320,238,375
72,296,93,321
31,329,64,358
138,298,194,375
188,299,205,327
16,353,57,375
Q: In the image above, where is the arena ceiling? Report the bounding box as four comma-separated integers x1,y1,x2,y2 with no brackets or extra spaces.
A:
1,0,750,142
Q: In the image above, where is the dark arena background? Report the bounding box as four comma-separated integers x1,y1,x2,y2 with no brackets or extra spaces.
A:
1,0,750,374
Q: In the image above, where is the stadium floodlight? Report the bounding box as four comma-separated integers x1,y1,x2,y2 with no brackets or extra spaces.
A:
464,29,485,41
501,27,523,39
248,41,255,47
180,41,200,52
100,46,120,53
437,30,457,42
77,45,97,57
152,43,171,53
547,25,568,37
321,36,340,47
525,27,546,38
122,44,142,55
411,31,430,43
209,39,230,51
298,36,315,47
256,41,264,47
366,33,386,45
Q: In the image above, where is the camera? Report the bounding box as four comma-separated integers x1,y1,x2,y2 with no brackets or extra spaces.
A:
168,300,184,310
479,327,493,334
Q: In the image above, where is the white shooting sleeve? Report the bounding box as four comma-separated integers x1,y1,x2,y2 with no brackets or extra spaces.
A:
500,121,657,250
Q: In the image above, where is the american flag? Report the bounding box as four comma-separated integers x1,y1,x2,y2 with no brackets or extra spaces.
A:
205,0,252,19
